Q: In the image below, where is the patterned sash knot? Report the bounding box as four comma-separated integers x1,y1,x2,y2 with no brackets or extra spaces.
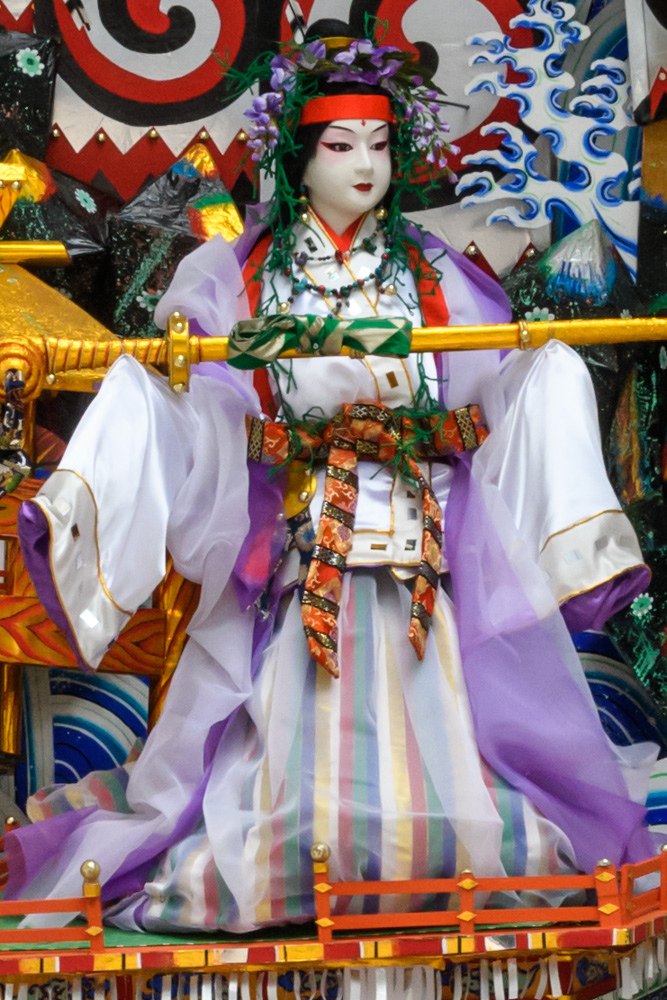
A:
247,402,489,676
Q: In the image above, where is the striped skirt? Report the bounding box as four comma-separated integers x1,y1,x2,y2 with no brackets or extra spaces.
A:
30,569,578,933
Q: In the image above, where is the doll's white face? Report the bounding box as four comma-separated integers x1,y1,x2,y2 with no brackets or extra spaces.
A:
302,119,391,234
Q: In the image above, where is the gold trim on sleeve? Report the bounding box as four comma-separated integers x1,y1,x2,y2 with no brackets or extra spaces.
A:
539,508,629,554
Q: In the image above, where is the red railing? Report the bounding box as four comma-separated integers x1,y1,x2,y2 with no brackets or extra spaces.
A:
0,847,104,953
0,836,666,957
310,843,667,943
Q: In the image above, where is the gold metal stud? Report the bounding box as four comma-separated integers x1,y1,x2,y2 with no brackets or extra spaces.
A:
374,206,387,221
278,301,290,314
45,373,56,385
298,490,310,502
237,130,249,143
311,842,331,862
51,127,60,139
10,180,21,191
96,131,106,143
199,129,210,141
384,283,397,296
299,211,309,223
148,128,159,140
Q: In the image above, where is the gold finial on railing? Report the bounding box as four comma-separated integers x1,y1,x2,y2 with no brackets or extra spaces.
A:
311,842,331,863
81,859,101,890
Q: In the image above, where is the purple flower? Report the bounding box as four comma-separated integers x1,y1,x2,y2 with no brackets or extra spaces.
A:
333,49,356,65
296,39,326,69
369,44,401,67
356,39,374,55
269,54,296,91
376,59,402,79
265,91,284,113
309,39,326,59
328,69,354,83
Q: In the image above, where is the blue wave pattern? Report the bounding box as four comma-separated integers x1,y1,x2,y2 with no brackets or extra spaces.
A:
456,0,641,276
15,667,148,811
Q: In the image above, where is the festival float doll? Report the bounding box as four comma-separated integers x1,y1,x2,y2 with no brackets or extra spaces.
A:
2,21,659,934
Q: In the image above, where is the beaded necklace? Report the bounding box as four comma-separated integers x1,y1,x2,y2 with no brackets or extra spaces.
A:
278,212,397,315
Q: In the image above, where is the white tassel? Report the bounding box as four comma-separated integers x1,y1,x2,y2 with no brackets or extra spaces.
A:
453,965,463,1000
632,945,645,994
228,973,239,1000
413,967,426,1000
645,942,657,987
547,956,561,998
293,971,301,1000
480,960,490,1000
658,937,666,973
348,969,361,1000
240,972,251,1000
5,983,14,1000
620,956,636,999
463,963,470,1000
507,959,518,1000
492,962,505,1000
396,968,406,1000
201,975,212,1000
534,960,548,1000
16,984,27,1000
161,975,172,1000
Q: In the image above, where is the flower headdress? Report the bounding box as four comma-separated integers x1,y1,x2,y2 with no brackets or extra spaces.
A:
223,18,457,293
244,32,457,180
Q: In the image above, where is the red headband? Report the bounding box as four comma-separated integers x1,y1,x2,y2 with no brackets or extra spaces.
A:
300,94,393,125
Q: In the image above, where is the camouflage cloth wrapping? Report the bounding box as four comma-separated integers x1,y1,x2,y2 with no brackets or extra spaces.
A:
227,314,412,368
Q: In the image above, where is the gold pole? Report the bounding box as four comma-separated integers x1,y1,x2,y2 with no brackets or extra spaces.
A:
0,241,70,266
195,316,667,362
0,664,22,760
4,316,667,397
